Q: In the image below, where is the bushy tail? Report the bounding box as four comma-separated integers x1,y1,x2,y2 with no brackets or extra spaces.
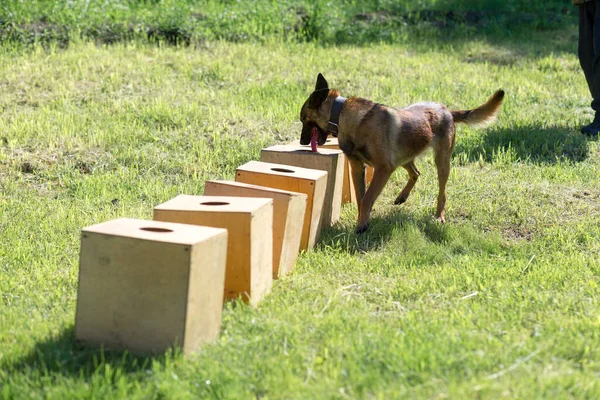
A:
451,90,505,126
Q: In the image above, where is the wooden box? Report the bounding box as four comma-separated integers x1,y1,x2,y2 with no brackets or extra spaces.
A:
75,218,228,356
154,195,273,306
261,145,343,226
204,180,307,278
235,161,326,251
287,136,340,149
287,137,374,205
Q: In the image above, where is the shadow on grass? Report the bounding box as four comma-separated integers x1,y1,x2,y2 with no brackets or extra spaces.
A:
455,124,593,164
5,326,168,379
317,208,448,254
317,126,592,253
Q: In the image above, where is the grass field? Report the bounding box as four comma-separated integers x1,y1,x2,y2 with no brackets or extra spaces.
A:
1,1,600,399
0,0,574,46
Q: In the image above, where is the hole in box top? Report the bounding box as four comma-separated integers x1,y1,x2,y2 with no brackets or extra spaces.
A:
200,201,230,206
140,227,173,233
271,167,295,173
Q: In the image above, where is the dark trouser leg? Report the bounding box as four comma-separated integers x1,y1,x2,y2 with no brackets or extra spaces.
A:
579,2,595,96
579,1,600,135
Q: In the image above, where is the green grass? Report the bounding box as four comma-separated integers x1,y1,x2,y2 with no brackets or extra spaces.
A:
0,0,576,46
1,12,600,400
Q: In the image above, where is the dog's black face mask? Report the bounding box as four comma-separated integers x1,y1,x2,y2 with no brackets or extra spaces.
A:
299,73,331,147
299,120,328,146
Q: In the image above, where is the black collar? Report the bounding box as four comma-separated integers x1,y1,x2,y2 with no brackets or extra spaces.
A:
327,96,347,137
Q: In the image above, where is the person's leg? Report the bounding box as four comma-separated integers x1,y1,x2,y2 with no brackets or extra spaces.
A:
579,2,595,94
581,0,600,136
590,1,600,110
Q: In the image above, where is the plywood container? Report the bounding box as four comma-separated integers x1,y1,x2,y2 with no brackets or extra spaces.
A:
204,180,306,278
287,137,340,149
287,137,374,205
261,145,343,227
75,218,228,356
235,161,326,251
154,195,273,306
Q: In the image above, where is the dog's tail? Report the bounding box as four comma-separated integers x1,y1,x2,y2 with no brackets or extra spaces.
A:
451,90,505,126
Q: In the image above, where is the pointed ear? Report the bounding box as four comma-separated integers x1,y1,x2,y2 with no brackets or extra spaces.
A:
315,73,328,91
309,73,329,109
309,89,328,109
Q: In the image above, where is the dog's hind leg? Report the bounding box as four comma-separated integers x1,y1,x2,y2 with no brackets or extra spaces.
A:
433,145,452,223
356,165,393,234
394,160,420,205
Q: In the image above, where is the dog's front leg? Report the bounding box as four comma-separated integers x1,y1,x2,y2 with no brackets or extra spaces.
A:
347,156,366,205
355,165,393,234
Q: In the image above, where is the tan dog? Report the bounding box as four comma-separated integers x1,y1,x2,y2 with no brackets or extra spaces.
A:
299,73,504,234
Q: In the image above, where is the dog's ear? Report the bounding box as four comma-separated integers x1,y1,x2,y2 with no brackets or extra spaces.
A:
309,73,329,109
315,73,328,91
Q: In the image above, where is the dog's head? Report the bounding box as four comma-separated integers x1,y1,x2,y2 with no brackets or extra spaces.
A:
299,73,332,147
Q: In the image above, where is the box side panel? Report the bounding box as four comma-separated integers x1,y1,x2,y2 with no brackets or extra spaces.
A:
249,202,273,306
260,150,340,227
236,170,316,251
183,230,228,355
278,193,307,277
75,232,189,354
300,174,327,248
154,210,253,301
328,153,344,225
204,181,289,276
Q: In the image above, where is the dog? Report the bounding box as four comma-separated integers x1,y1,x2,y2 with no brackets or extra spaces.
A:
299,73,504,234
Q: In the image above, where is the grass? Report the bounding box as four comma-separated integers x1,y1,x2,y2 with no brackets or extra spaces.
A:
1,4,600,399
0,0,575,46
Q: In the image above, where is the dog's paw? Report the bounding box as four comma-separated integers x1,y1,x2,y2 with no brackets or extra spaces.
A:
355,224,369,234
434,215,446,224
394,195,407,205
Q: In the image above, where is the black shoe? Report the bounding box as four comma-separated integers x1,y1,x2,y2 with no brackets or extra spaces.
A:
581,114,600,137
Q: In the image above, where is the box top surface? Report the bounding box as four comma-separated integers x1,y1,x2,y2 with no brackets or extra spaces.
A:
82,218,227,245
205,180,308,199
236,161,327,180
262,144,342,156
154,194,273,213
287,137,340,148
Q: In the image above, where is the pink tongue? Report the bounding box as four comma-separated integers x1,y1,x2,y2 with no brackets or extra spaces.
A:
310,127,318,152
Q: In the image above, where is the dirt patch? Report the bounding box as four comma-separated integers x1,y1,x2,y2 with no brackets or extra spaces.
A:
502,226,534,242
20,162,36,174
6,146,110,176
75,160,93,175
463,48,526,66
573,189,600,200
